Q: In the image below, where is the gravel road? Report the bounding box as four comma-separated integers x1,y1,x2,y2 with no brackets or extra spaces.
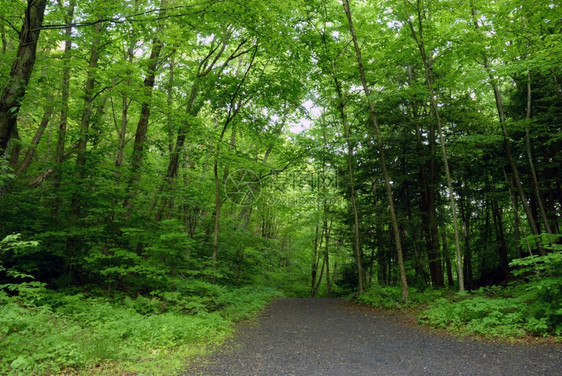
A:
183,298,561,376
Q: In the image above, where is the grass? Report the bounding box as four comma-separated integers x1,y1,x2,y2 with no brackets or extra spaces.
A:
355,280,561,341
357,251,562,341
0,284,283,376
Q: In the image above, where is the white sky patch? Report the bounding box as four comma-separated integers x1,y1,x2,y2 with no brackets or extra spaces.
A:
289,100,322,134
198,34,214,44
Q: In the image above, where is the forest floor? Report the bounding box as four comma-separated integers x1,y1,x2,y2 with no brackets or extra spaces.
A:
182,298,561,376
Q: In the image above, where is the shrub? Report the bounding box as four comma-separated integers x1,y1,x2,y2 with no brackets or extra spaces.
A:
419,249,562,338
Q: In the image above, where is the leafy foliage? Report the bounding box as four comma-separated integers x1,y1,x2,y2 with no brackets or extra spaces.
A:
0,285,282,375
419,249,562,338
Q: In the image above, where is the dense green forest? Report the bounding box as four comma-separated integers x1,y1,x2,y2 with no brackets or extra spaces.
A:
0,0,561,374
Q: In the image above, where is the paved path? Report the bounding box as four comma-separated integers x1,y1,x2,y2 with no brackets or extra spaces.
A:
183,298,561,376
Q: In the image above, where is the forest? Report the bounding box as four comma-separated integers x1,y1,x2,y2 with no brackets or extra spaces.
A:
0,0,560,374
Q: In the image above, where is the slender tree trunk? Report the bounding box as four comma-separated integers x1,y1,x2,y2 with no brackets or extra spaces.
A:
405,3,463,291
1,22,7,55
126,0,167,210
69,22,102,224
325,231,332,297
322,125,332,297
503,169,524,258
470,7,544,255
0,0,48,155
53,0,76,214
342,0,407,301
16,98,54,174
312,252,327,298
55,0,76,165
459,187,474,290
212,157,221,275
333,77,364,295
8,127,21,170
115,44,135,172
163,33,243,193
311,217,320,295
408,68,443,287
442,230,454,287
524,73,551,234
491,194,510,281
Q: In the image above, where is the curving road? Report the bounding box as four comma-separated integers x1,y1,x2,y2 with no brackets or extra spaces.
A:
183,298,562,376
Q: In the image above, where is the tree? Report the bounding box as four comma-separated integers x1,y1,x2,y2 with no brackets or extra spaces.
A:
342,0,409,302
0,0,47,156
402,0,463,290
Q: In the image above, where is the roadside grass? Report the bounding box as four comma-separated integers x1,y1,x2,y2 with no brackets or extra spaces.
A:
356,252,561,341
0,284,283,376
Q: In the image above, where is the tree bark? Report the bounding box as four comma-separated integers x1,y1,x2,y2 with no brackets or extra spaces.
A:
407,66,443,287
115,41,136,172
52,0,76,215
16,98,54,174
1,22,7,54
8,127,21,170
491,192,510,281
459,186,474,290
470,7,544,255
0,0,48,155
343,0,408,301
442,230,454,287
126,0,167,210
69,22,102,224
333,77,364,295
405,2,463,291
524,73,551,234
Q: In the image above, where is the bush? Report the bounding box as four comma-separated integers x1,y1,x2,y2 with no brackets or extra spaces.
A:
419,249,562,338
357,285,449,309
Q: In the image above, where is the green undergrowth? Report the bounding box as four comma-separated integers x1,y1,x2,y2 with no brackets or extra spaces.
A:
0,283,283,376
357,251,562,340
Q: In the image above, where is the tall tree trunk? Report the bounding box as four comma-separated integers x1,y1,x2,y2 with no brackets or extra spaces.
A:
325,229,332,297
342,0,408,301
491,193,510,281
459,187,474,290
524,73,551,234
1,22,7,55
0,0,48,155
333,77,364,295
442,230,454,287
158,35,250,217
8,127,21,170
405,2,463,291
16,97,54,174
503,169,524,258
212,156,222,276
311,216,321,295
322,125,332,297
126,0,167,209
115,42,136,172
209,51,256,272
53,0,76,214
65,21,102,282
69,22,102,224
408,67,443,287
470,7,544,255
